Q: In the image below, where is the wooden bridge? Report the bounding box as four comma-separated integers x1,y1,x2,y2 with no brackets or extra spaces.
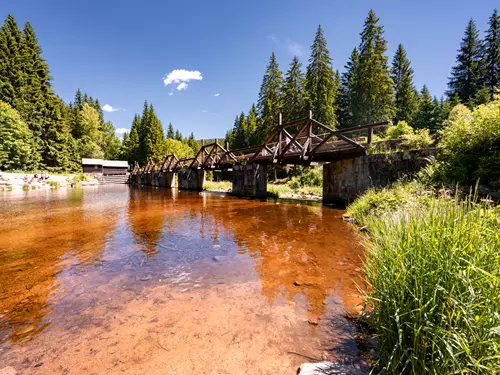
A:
131,112,389,176
129,112,392,201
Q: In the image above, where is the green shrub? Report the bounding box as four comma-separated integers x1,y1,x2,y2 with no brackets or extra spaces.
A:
386,120,414,139
203,180,231,192
286,167,322,189
439,98,500,184
22,183,29,191
360,195,500,374
267,184,293,198
402,128,433,150
48,180,60,188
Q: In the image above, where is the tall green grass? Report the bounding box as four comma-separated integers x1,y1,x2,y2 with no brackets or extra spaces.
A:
354,191,500,373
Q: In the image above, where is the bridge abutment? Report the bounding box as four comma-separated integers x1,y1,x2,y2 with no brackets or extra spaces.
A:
232,164,267,198
178,169,206,191
322,149,437,205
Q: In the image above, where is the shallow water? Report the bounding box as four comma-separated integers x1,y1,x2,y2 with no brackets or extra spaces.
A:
0,185,367,374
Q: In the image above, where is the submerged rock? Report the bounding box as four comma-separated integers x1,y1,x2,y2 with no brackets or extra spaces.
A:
298,362,360,375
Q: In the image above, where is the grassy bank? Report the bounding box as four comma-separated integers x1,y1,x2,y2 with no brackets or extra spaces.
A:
347,183,499,374
202,180,322,199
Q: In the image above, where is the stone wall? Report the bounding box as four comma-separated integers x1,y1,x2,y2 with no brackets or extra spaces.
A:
323,149,438,205
178,169,206,191
232,164,267,198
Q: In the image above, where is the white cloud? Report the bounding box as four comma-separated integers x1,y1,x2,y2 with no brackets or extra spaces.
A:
214,93,220,97
267,35,305,57
163,69,203,91
168,92,174,96
114,128,129,134
103,104,124,112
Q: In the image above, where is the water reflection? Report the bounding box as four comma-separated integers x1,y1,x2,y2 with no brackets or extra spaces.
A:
0,185,364,347
0,188,121,343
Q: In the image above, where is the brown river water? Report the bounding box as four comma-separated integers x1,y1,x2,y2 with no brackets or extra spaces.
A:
0,185,368,375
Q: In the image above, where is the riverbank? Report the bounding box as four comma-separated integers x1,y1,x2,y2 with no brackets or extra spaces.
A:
346,182,500,374
203,180,322,201
0,172,98,191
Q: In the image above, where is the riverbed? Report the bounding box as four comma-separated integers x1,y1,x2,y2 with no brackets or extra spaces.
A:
0,185,367,374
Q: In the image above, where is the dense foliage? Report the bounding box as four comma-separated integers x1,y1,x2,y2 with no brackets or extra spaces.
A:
438,97,500,184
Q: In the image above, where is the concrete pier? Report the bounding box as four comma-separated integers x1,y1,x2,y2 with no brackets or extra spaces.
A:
178,169,206,191
232,164,267,198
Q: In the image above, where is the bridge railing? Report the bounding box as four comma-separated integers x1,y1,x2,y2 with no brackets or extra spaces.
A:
131,113,390,172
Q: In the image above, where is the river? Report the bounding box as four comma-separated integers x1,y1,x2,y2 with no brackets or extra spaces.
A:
0,185,368,374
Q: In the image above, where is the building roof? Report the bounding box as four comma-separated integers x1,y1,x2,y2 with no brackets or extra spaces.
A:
81,158,128,168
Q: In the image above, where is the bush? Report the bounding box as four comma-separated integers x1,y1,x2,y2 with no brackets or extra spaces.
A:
346,181,429,223
439,98,500,184
402,128,433,150
286,167,322,189
385,120,413,140
359,194,500,374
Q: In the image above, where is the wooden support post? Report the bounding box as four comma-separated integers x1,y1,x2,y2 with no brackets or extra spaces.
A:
367,126,373,145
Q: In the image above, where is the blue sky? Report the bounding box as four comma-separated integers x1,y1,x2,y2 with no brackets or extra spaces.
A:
4,0,498,139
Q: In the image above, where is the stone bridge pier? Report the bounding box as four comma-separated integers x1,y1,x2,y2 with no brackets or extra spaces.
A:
322,149,437,205
178,169,206,191
231,164,267,198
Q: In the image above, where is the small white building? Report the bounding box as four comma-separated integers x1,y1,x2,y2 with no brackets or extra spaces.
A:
82,158,129,175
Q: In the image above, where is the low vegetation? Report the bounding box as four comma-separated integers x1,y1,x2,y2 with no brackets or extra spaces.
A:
347,184,500,374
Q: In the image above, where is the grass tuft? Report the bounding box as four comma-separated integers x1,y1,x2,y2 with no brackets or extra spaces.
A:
348,185,500,374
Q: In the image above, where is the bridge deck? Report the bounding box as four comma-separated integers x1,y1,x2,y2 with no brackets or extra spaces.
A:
131,114,389,176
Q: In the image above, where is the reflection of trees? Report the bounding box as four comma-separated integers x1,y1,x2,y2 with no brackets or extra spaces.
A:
0,188,118,343
127,188,169,257
140,193,365,321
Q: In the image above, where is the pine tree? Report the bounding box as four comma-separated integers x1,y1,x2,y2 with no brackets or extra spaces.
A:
282,56,305,122
142,104,165,162
175,129,182,142
414,85,440,132
125,115,141,163
0,15,23,108
18,21,52,168
246,104,258,146
233,112,247,148
257,52,283,141
337,48,359,128
351,10,394,125
41,96,76,171
305,25,338,127
484,9,500,97
167,122,175,139
391,44,418,124
0,101,34,170
187,132,199,153
447,19,484,105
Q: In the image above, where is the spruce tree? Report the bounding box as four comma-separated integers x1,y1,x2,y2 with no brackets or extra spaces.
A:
0,101,34,170
246,104,258,146
484,9,500,97
391,44,418,124
305,25,338,127
447,19,484,105
351,10,394,125
18,22,52,168
414,85,440,131
175,129,182,142
167,122,175,139
143,104,165,162
231,115,241,149
337,48,359,127
257,52,284,141
283,56,305,122
0,15,23,108
233,112,247,148
41,96,75,171
125,115,141,163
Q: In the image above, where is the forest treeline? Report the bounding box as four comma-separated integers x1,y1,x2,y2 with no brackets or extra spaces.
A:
1,9,499,171
226,9,500,150
0,14,198,171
